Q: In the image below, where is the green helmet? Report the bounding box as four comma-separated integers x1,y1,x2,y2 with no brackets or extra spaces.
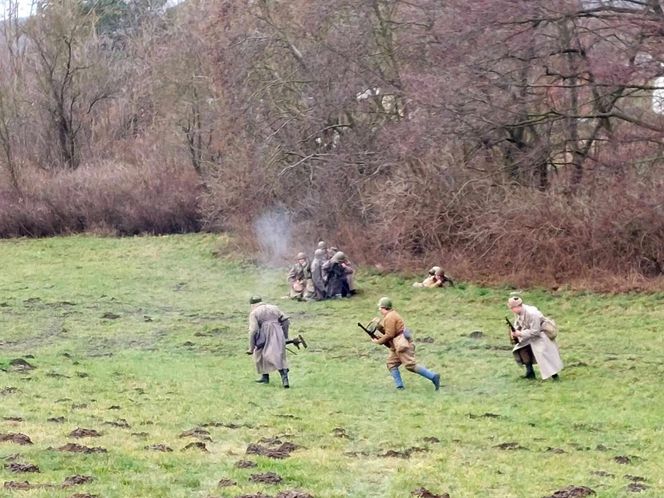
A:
429,266,441,275
249,295,262,304
317,241,327,250
332,251,346,262
296,252,307,260
378,297,393,309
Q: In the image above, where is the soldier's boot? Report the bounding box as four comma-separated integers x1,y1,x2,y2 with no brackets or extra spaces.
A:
255,374,269,384
389,367,405,390
414,365,441,391
278,369,289,389
552,373,559,381
523,363,536,379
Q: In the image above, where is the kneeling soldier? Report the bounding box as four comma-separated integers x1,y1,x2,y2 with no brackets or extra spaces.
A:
372,297,440,391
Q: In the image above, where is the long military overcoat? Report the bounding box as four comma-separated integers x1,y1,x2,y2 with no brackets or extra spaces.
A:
512,303,563,379
249,303,289,374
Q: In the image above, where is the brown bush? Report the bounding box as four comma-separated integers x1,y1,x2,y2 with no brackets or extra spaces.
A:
0,162,202,237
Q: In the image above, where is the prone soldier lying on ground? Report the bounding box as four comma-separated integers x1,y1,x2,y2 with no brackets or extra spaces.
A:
412,266,455,288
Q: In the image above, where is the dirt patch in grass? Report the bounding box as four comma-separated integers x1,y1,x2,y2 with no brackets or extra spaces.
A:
69,494,99,498
235,460,257,468
417,337,435,343
201,420,253,429
546,447,566,454
179,427,212,441
182,442,208,452
614,455,632,464
468,331,485,339
276,491,314,498
626,483,648,493
108,405,121,410
423,436,440,444
411,488,450,498
63,475,94,486
590,471,614,477
624,475,647,482
104,419,130,428
5,462,39,473
468,412,501,419
235,493,273,498
217,478,237,487
3,416,24,422
56,443,107,454
0,433,33,445
246,440,299,459
543,486,595,498
250,472,283,484
101,312,120,319
8,358,36,372
332,427,349,438
1,387,18,395
48,416,66,423
379,447,427,458
494,442,527,450
145,444,173,452
69,428,102,438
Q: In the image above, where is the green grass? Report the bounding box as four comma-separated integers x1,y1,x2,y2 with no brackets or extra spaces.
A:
0,234,662,498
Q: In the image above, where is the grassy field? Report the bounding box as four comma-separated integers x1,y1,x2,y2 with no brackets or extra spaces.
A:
0,234,662,498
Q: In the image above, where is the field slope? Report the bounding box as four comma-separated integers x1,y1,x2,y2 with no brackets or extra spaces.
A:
1,234,662,498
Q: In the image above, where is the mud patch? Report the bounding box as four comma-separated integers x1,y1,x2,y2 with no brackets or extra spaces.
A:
69,428,102,438
63,475,94,486
56,443,107,454
101,312,120,319
468,412,500,419
48,416,66,423
250,472,282,484
1,387,18,395
423,437,440,444
595,444,609,451
624,475,646,483
468,331,485,339
626,483,648,493
411,488,450,498
246,440,299,459
235,460,257,468
543,486,595,498
201,420,253,429
104,419,130,428
546,447,566,454
494,442,527,450
182,442,208,452
145,444,172,452
46,371,70,379
0,433,33,445
235,494,273,498
276,491,314,498
379,447,427,459
3,416,23,422
108,405,121,410
179,427,212,441
614,456,632,464
332,427,349,438
590,471,614,478
69,494,99,498
417,337,435,343
218,478,237,487
8,359,35,372
5,463,39,473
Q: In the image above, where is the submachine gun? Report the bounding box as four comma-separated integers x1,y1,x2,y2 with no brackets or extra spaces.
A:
357,321,390,348
505,316,519,345
285,334,308,354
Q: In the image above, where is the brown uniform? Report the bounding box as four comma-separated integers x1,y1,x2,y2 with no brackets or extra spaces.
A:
376,310,417,371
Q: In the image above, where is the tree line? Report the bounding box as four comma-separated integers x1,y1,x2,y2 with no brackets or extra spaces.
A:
1,0,662,288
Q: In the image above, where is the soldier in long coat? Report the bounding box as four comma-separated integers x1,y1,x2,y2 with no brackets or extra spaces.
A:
508,296,563,380
247,296,291,388
310,248,327,300
372,297,441,391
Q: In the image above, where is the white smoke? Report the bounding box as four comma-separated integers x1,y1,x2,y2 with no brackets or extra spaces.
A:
253,209,293,266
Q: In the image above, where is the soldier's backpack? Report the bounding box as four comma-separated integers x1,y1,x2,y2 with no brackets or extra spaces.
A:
540,316,558,340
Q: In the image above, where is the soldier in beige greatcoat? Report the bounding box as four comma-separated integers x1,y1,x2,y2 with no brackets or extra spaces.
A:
247,296,291,388
508,296,563,380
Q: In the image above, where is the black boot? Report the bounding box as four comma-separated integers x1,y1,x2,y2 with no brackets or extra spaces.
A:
279,369,289,389
255,374,269,384
552,373,559,381
523,363,536,379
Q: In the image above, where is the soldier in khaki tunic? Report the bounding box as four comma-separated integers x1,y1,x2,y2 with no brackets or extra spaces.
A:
247,296,291,388
287,252,314,301
372,297,440,391
508,296,563,380
413,266,454,288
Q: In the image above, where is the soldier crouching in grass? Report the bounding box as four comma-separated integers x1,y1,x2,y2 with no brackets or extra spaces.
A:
246,296,291,388
508,296,563,381
372,297,441,391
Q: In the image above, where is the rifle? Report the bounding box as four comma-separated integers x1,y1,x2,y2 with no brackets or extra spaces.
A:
357,322,390,348
285,334,308,354
505,316,519,345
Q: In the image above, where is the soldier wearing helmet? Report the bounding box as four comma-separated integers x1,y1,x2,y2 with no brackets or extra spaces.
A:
413,265,455,288
367,297,441,391
287,252,314,301
322,250,353,298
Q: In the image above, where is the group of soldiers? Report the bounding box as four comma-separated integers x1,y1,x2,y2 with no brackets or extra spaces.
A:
287,241,356,301
247,253,563,390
